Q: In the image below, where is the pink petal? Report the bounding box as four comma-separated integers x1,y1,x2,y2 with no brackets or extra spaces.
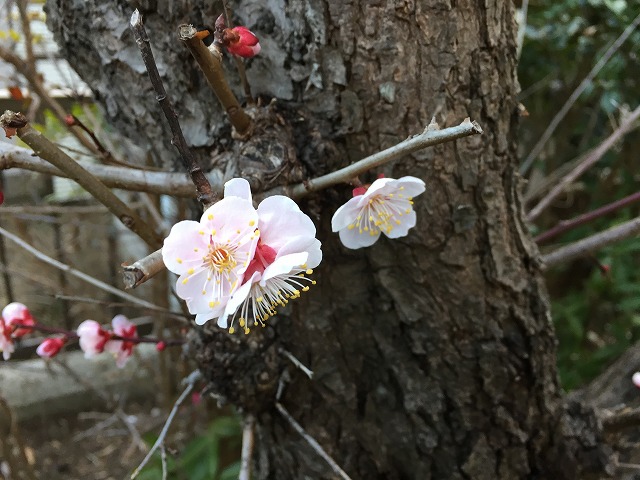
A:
224,178,252,201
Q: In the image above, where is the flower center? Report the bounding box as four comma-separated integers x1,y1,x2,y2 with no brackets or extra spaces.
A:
203,238,237,274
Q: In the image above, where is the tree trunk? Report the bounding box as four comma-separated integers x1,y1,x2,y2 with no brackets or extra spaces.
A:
45,0,612,478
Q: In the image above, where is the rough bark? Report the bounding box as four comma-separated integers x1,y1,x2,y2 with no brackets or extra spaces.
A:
45,0,614,478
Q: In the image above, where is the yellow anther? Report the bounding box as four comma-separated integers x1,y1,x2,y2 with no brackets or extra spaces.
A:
395,220,401,225
199,230,205,235
244,328,250,335
229,327,235,334
211,229,216,235
405,209,411,214
312,280,317,285
209,301,215,308
194,248,199,252
236,229,241,234
187,268,195,274
239,318,246,327
409,200,414,205
306,269,313,275
182,278,188,284
208,214,213,220
176,258,183,264
302,286,310,292
256,296,264,302
255,229,260,236
347,224,355,230
249,220,255,226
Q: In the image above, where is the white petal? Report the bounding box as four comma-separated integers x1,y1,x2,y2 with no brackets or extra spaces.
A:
200,197,259,244
395,176,426,197
305,239,323,268
364,178,395,197
261,253,308,283
385,209,417,239
195,312,214,325
258,198,315,251
331,198,362,232
218,272,261,328
224,178,252,201
162,220,208,275
338,226,380,249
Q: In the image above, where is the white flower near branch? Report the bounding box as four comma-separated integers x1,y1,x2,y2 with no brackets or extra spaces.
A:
331,176,426,249
162,193,259,325
218,179,322,334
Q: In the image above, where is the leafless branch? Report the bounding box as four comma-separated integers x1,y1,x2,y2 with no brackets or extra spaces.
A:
520,12,640,174
130,10,217,208
130,370,202,479
275,402,353,480
178,24,252,135
263,117,483,200
541,216,640,268
601,406,640,433
1,111,160,248
0,225,163,312
534,191,640,244
527,104,640,221
280,349,314,379
123,249,166,289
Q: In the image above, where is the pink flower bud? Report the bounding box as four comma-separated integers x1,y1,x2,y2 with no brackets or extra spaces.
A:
2,302,35,338
36,337,65,359
156,341,166,352
64,114,76,126
352,186,367,197
0,318,14,360
77,320,110,358
104,315,138,368
224,26,261,58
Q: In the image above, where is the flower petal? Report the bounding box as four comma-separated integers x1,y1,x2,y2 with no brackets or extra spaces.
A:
261,253,309,283
331,197,362,232
338,226,381,249
162,220,208,275
384,209,417,238
224,178,252,201
395,176,426,197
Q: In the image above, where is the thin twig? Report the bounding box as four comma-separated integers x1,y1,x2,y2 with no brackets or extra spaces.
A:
527,104,640,221
0,225,163,312
541,215,640,269
129,10,217,208
280,349,313,379
130,370,202,479
264,118,483,200
179,24,252,135
239,415,255,480
520,12,640,174
534,191,640,244
161,444,168,480
0,111,160,248
275,402,353,480
516,0,529,60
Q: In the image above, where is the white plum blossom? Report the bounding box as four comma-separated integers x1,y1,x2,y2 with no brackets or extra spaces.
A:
104,315,137,368
633,372,640,389
331,176,425,249
217,179,322,334
162,193,260,325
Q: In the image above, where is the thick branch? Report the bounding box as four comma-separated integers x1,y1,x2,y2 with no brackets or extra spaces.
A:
129,10,216,208
541,216,640,268
1,112,160,248
123,249,165,289
179,24,252,135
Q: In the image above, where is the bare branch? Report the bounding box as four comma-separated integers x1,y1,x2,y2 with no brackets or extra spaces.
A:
123,249,165,289
0,141,221,197
280,349,313,380
601,406,640,434
275,402,353,480
0,225,163,312
263,118,483,200
541,216,640,268
130,370,202,479
520,12,640,174
178,24,252,135
1,111,160,248
527,104,640,221
129,10,217,208
534,191,640,244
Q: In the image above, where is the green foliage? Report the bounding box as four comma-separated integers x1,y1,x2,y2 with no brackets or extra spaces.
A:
136,415,242,480
520,2,640,390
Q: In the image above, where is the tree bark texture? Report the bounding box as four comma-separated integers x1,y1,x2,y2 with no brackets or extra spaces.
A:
45,0,611,478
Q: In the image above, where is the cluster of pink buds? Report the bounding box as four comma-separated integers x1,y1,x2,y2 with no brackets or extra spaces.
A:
77,315,139,368
0,302,35,360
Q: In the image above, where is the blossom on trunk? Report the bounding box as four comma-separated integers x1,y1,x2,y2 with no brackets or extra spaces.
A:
36,337,65,359
77,320,110,358
331,176,426,249
104,315,138,368
224,26,261,58
2,302,35,337
218,179,322,334
162,193,260,325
